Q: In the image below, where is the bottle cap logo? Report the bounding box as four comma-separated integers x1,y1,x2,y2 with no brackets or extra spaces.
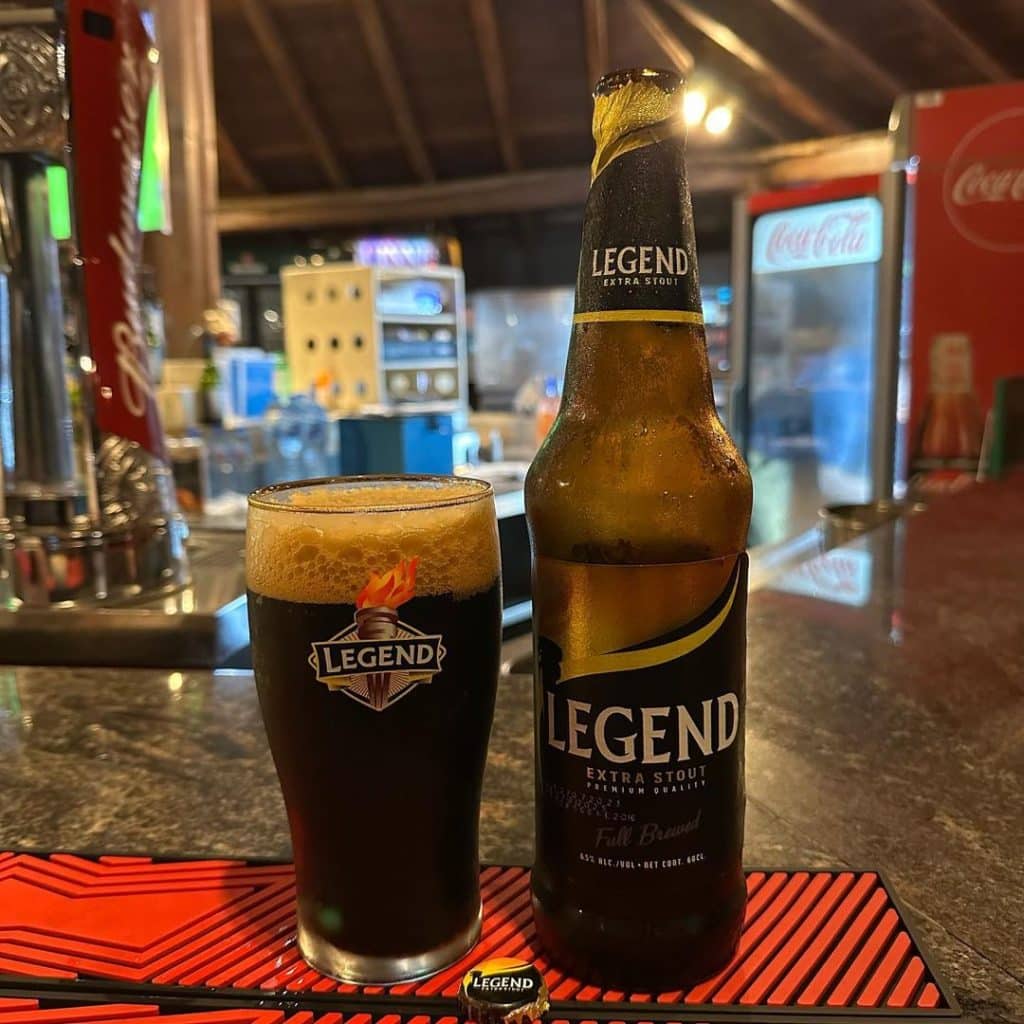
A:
458,958,550,1024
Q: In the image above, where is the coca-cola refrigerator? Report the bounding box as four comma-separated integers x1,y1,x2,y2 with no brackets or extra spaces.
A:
895,81,1024,491
731,177,899,547
732,80,1024,546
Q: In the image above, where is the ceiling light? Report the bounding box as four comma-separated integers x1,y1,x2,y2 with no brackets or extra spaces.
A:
683,89,708,127
705,105,733,135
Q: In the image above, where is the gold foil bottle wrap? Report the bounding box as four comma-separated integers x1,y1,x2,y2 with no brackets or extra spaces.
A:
590,67,685,181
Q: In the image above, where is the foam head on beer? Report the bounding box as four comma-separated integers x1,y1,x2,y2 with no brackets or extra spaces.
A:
246,477,499,604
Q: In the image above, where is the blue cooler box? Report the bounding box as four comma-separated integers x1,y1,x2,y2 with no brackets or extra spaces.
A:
338,412,455,475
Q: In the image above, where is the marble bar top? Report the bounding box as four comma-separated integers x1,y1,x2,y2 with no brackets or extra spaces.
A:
0,477,1021,1021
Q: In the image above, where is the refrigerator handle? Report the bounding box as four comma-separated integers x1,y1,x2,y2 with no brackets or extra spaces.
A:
729,193,752,454
874,167,905,502
873,95,915,501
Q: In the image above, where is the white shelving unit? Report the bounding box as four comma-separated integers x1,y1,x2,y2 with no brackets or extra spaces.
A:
281,263,467,411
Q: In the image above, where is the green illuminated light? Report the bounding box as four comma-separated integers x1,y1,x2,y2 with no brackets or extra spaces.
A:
46,164,72,241
138,80,167,233
46,79,168,240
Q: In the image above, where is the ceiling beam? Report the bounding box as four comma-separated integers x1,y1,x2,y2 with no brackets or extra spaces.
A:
582,0,608,92
216,120,264,193
468,0,521,171
237,0,347,187
248,116,587,158
352,0,435,181
763,0,904,99
629,0,789,142
218,166,590,232
904,0,1010,82
661,0,853,135
753,130,890,187
630,0,694,73
217,131,889,232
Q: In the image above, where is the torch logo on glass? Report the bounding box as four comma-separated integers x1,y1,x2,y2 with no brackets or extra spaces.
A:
308,558,446,711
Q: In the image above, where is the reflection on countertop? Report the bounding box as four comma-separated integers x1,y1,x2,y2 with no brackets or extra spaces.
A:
0,529,250,669
0,483,529,670
0,477,1021,1021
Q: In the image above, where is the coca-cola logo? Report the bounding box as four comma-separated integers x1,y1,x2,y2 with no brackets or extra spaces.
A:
752,197,883,274
766,211,870,265
943,107,1024,253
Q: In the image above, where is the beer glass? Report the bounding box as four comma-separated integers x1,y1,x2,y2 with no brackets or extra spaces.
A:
247,476,501,983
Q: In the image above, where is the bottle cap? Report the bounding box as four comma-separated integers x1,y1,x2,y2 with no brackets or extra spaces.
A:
590,67,686,181
458,957,550,1024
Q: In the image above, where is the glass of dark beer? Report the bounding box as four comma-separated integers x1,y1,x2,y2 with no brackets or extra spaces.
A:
247,476,501,984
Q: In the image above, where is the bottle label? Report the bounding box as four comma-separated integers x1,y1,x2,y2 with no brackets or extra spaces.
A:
535,553,746,885
929,333,974,394
574,136,703,326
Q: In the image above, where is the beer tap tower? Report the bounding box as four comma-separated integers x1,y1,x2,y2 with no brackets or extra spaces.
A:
0,0,189,607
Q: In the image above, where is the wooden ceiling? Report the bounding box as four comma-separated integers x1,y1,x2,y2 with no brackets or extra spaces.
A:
210,0,1024,232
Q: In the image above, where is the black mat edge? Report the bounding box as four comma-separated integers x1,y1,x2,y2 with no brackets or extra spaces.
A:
0,985,968,1024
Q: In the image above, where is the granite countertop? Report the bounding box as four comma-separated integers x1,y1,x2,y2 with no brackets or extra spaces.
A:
0,478,1022,1021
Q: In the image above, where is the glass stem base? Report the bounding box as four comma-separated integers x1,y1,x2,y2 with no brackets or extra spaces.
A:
297,901,482,985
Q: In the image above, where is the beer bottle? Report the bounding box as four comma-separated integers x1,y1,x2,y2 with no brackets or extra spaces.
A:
526,68,753,989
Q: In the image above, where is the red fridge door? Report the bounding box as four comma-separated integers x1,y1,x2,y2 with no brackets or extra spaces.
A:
906,82,1024,484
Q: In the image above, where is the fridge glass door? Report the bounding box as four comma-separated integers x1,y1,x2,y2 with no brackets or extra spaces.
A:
746,197,883,547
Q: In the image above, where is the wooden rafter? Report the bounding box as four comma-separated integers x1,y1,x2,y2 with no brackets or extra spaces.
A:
764,0,904,99
629,0,789,143
905,0,1010,82
218,131,890,233
237,0,347,187
582,0,609,91
219,166,590,232
352,0,435,181
661,0,852,135
468,0,521,171
756,130,891,186
216,120,264,193
630,0,693,73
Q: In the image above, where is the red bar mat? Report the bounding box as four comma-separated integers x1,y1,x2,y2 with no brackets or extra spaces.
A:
0,855,958,1021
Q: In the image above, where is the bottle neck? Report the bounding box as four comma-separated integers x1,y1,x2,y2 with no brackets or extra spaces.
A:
564,125,713,417
561,321,715,420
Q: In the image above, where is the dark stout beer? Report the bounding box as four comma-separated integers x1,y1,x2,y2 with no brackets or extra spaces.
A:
247,477,501,984
526,69,753,988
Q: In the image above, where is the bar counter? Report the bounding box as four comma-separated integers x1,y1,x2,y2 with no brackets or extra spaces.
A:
0,478,1021,1022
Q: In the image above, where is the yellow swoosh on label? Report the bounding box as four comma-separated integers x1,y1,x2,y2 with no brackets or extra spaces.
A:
557,572,739,684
